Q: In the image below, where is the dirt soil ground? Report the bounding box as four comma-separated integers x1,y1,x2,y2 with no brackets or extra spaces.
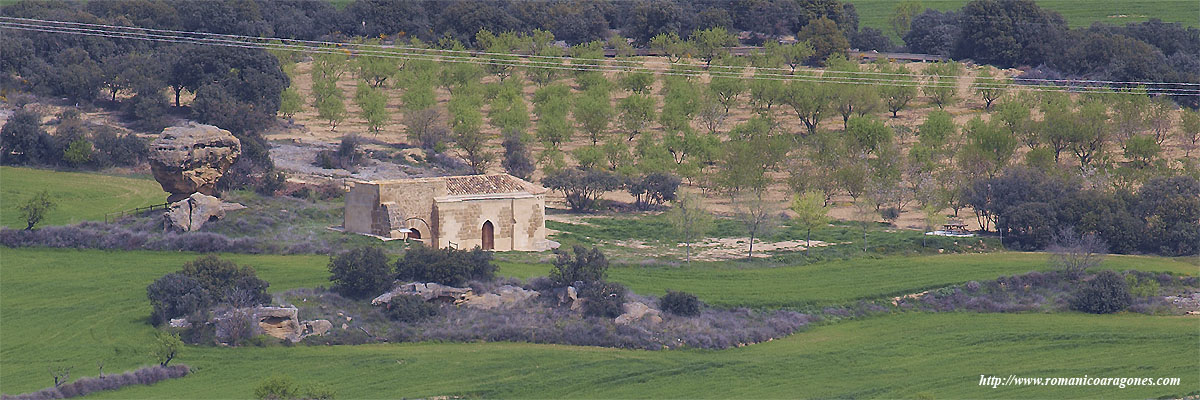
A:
606,236,844,262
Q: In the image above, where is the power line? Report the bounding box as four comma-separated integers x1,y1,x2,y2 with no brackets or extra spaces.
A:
2,20,1196,96
4,15,1198,89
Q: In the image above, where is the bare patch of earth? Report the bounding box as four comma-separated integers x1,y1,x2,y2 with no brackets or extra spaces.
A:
269,139,444,183
606,237,845,261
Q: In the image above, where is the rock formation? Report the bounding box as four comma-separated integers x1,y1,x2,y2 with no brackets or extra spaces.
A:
213,306,331,343
163,192,225,232
460,285,539,310
372,282,473,305
615,302,663,325
551,286,582,311
149,123,241,202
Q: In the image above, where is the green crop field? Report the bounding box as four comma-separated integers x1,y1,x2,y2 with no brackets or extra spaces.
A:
3,248,1197,398
503,253,1197,308
0,167,165,229
848,0,1199,42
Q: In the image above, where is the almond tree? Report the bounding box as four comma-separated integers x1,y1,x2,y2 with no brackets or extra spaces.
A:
827,55,881,129
1180,109,1200,157
923,61,962,109
789,190,829,252
618,94,656,141
666,194,713,263
689,27,736,68
573,92,611,146
782,76,833,137
973,66,1008,110
878,63,917,118
354,83,390,135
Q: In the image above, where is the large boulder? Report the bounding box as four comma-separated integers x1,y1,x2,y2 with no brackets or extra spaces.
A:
615,301,663,325
150,123,241,202
372,282,473,305
253,307,301,340
164,192,225,232
551,286,582,311
300,319,333,337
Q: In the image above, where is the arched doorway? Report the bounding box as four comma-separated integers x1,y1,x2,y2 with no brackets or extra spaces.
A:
408,228,421,240
481,221,494,250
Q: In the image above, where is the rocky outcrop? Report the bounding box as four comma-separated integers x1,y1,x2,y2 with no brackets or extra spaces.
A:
213,306,331,343
551,286,582,311
150,123,241,202
615,302,663,325
163,192,225,232
372,282,472,305
460,285,539,310
300,319,333,337
254,307,301,340
1166,292,1200,315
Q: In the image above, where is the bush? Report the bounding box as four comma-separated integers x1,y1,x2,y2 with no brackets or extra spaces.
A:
91,128,149,168
313,135,365,171
1048,227,1107,279
383,294,439,323
501,129,535,180
125,90,171,132
254,375,299,400
543,168,622,211
146,273,212,326
549,245,607,286
879,207,900,225
0,222,261,253
394,245,496,286
1125,273,1161,298
255,170,287,196
328,246,393,300
253,374,335,400
659,290,701,316
627,172,680,210
1,108,59,166
180,255,271,305
6,365,190,400
214,307,257,346
146,255,270,324
1070,270,1132,314
578,281,627,318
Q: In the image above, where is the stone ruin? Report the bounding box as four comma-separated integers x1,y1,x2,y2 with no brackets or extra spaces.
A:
148,123,242,231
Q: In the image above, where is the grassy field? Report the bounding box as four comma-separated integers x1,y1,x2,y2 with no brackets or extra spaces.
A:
3,247,1197,398
0,167,165,229
848,0,1200,42
88,313,1197,399
501,252,1197,308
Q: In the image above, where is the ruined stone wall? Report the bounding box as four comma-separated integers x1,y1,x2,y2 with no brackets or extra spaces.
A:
376,180,444,240
343,183,380,235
